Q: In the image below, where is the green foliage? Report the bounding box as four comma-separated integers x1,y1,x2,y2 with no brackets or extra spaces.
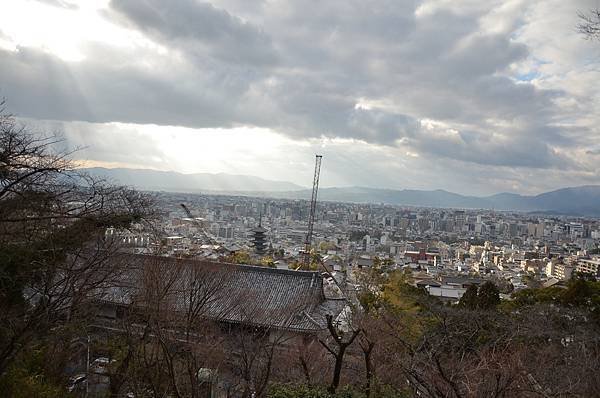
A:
489,276,514,294
227,250,254,265
354,266,385,312
458,282,500,310
508,279,600,324
560,279,600,322
561,279,591,305
522,273,542,289
286,256,320,271
512,279,600,307
268,384,408,398
458,284,479,309
379,271,433,343
477,281,500,309
310,252,322,267
358,290,381,313
510,286,564,307
0,347,63,398
268,384,340,398
382,271,429,311
572,270,598,282
261,256,276,268
319,241,336,252
0,244,35,306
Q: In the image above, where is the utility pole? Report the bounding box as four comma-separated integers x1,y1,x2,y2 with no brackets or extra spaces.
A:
303,155,322,269
86,335,90,397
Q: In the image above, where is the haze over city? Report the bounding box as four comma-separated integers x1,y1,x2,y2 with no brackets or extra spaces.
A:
2,0,600,195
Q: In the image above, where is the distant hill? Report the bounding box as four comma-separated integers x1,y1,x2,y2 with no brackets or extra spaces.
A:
526,186,600,216
314,186,600,215
81,168,600,216
308,186,600,216
81,167,305,192
261,186,600,216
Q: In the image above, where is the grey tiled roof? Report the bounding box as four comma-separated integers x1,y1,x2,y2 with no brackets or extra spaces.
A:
99,255,347,332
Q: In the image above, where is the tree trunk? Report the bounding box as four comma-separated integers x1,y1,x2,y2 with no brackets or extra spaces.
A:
329,347,346,394
364,343,374,398
299,355,312,385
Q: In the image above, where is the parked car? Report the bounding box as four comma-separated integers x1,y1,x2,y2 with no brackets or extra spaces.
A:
67,374,87,392
90,357,115,374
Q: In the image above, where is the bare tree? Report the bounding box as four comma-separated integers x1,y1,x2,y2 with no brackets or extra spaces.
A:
358,327,376,398
106,257,232,398
578,9,600,40
376,300,600,398
99,257,305,398
318,314,360,394
296,337,330,387
223,324,292,398
221,283,316,398
0,103,155,377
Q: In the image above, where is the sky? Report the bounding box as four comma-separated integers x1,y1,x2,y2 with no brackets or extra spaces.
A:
1,0,600,195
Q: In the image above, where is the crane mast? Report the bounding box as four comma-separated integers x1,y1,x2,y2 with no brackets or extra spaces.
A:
180,203,218,246
303,155,322,269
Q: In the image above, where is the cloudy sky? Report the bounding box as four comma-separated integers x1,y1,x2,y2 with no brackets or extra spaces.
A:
1,0,599,195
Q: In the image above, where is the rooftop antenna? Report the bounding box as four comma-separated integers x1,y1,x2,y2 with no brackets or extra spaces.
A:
302,155,323,269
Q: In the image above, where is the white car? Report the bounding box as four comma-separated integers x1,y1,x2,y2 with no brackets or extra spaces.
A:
90,357,115,374
67,374,86,392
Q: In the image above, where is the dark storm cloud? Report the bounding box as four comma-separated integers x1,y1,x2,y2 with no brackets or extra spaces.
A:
0,45,249,127
109,0,277,66
410,128,573,169
0,0,590,172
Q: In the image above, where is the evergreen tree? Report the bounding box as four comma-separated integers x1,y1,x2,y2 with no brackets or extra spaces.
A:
477,281,500,310
459,284,479,309
562,278,592,306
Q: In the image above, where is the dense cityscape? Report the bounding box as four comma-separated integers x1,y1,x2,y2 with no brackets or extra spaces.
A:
116,191,600,299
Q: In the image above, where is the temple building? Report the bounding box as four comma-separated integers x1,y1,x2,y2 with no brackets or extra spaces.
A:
251,214,267,255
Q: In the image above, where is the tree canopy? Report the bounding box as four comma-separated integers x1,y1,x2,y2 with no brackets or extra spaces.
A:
0,103,155,382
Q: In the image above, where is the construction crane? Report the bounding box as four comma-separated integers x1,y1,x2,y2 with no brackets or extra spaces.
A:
180,203,218,246
302,155,323,269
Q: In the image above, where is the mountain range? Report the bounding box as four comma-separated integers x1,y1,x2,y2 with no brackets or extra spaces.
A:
308,186,600,216
82,168,600,216
83,167,304,192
